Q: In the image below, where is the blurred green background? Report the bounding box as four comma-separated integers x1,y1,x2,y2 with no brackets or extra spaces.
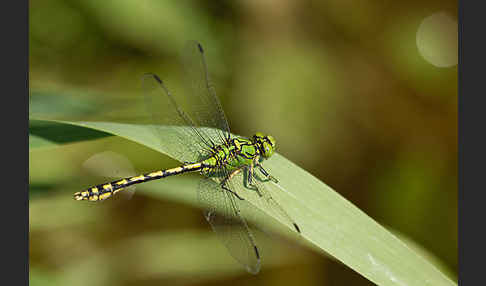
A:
29,0,457,285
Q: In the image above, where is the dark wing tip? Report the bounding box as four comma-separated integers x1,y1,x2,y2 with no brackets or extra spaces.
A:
247,246,261,274
254,245,260,259
142,73,162,84
197,42,204,53
293,223,301,233
152,74,162,84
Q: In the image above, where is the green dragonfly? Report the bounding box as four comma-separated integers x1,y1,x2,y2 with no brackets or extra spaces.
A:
74,41,301,274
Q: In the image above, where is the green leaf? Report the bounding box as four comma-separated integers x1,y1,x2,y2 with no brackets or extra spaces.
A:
29,117,455,286
29,119,111,150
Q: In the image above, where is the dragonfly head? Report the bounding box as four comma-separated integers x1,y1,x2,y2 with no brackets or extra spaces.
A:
252,132,276,158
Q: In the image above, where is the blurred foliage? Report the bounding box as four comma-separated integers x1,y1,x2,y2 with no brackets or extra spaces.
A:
30,0,457,285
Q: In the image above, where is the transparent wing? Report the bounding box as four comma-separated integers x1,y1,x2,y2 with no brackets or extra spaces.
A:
181,41,231,144
250,179,301,233
197,177,261,274
230,169,301,234
142,73,213,163
142,41,230,163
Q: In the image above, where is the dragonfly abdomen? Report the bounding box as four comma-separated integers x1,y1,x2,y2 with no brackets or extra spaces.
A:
74,162,203,201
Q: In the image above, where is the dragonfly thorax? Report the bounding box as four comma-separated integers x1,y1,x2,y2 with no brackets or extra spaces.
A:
200,133,276,172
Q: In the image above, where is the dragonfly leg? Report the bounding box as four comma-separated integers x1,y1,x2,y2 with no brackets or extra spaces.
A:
246,163,263,197
253,155,278,183
221,168,245,200
256,164,278,183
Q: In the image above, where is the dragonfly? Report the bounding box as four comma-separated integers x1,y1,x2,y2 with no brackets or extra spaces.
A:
73,41,301,274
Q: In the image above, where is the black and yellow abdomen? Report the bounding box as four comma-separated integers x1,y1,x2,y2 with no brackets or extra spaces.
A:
74,162,203,201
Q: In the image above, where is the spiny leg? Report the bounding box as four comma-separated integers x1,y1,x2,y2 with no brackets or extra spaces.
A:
246,160,263,197
250,155,278,183
221,168,245,201
256,163,278,183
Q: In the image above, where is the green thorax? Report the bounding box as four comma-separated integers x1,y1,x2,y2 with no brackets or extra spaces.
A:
201,138,258,171
200,133,277,172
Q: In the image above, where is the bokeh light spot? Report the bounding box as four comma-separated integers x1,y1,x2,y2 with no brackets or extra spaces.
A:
416,12,457,68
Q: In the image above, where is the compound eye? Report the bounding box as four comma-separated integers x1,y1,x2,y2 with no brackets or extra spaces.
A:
262,142,274,157
267,135,276,147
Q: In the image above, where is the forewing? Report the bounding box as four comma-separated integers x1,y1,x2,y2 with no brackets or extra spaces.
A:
141,41,231,162
181,41,231,144
197,177,261,274
142,73,212,163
